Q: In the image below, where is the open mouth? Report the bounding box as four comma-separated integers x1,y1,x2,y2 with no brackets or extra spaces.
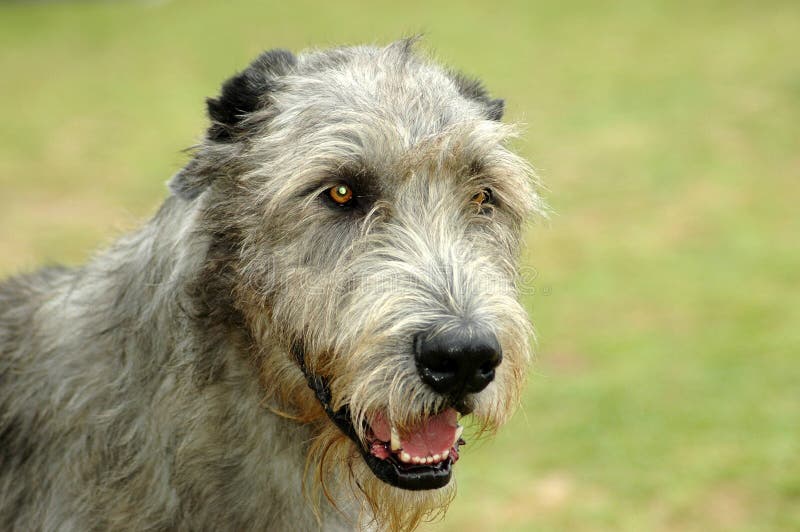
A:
292,344,466,491
363,408,465,490
314,400,467,491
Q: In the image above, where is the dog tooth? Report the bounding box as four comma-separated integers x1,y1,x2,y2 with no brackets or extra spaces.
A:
400,451,411,463
432,453,441,462
442,449,449,459
412,456,421,464
454,424,463,443
390,426,402,452
427,456,434,464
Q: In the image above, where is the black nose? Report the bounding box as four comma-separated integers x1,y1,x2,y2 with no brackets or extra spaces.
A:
414,327,502,399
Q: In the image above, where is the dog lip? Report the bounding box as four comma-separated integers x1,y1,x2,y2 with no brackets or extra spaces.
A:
453,400,473,416
324,404,457,490
292,342,457,490
351,411,461,490
365,430,465,490
362,448,454,490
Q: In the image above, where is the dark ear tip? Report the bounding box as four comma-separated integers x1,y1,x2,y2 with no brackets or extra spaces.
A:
252,49,297,71
449,71,505,122
205,95,228,122
487,98,505,121
178,49,298,200
205,48,298,143
205,97,235,141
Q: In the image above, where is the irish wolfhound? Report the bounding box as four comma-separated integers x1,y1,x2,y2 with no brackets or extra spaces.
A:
0,40,542,530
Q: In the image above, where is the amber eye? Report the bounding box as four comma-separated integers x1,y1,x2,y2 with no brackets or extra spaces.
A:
328,184,354,205
471,188,493,207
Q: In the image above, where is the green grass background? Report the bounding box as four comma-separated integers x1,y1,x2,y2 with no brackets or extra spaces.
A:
1,1,798,530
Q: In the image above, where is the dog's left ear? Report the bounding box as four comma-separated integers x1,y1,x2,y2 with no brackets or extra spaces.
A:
485,98,504,121
170,49,297,201
450,71,505,121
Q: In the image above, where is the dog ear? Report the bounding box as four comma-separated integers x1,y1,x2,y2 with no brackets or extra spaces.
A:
486,98,504,121
450,71,505,122
170,49,297,200
206,49,297,142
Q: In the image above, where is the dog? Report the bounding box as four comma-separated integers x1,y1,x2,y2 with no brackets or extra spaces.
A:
0,40,543,530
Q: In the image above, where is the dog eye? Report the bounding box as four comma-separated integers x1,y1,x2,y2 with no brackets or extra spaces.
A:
328,184,354,206
471,188,493,207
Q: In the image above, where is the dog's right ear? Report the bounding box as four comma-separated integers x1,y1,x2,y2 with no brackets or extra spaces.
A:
170,49,297,201
206,49,297,143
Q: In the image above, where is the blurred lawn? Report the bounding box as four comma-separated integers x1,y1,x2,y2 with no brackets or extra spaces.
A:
1,1,799,530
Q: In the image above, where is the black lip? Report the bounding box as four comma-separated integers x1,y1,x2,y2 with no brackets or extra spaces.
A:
363,448,454,490
292,343,455,491
328,403,454,491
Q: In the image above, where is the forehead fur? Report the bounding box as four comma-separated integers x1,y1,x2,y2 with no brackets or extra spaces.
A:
276,42,493,134
248,42,522,184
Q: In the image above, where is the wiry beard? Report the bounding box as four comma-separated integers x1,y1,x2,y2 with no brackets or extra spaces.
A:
244,259,532,529
253,358,458,531
305,424,457,531
253,338,527,531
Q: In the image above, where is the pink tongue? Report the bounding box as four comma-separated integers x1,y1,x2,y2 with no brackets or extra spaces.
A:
370,408,458,457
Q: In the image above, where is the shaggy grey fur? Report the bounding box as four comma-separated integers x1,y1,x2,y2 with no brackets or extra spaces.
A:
0,41,542,531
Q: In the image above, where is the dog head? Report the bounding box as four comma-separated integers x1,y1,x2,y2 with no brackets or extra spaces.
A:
172,40,543,529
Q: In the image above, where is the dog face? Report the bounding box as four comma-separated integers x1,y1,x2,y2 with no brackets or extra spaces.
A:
172,40,542,528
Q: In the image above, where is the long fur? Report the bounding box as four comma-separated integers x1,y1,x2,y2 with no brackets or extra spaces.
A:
0,40,543,531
